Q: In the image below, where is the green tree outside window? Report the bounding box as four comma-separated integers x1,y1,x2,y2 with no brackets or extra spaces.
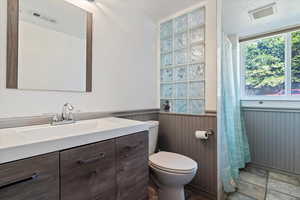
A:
243,30,300,97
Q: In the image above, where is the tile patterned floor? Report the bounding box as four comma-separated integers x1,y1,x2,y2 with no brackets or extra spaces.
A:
227,167,300,200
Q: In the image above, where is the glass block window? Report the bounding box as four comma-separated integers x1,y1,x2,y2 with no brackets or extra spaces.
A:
160,7,206,114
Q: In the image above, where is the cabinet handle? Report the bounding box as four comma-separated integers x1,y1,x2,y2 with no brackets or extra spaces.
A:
77,152,106,165
0,173,39,190
124,141,143,151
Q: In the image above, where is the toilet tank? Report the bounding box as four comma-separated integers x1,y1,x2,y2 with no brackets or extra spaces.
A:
147,121,159,155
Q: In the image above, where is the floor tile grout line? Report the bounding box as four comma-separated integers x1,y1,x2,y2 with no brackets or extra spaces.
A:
266,172,300,199
246,167,300,199
235,180,265,200
227,167,300,200
270,188,300,199
240,170,268,189
264,171,269,200
267,188,300,199
238,178,263,188
269,175,300,187
237,191,259,200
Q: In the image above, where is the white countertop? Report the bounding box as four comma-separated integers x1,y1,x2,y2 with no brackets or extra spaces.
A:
0,117,149,164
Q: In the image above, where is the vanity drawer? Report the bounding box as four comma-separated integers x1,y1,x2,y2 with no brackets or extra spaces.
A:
116,132,149,200
60,140,116,200
0,152,59,200
116,131,148,160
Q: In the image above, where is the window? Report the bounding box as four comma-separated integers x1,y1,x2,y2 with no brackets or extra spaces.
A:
291,31,300,95
241,30,300,99
160,7,206,114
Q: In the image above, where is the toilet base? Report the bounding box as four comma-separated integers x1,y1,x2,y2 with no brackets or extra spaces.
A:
149,152,198,200
158,186,185,200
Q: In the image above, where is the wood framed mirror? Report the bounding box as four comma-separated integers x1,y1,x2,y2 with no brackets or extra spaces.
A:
7,0,93,92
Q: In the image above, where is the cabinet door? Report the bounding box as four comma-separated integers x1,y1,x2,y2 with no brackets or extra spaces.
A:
60,140,116,200
0,152,59,200
116,131,149,200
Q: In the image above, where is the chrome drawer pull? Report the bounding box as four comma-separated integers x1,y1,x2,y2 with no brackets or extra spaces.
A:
77,153,106,165
0,173,39,190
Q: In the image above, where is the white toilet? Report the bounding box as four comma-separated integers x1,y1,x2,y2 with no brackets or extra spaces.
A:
148,121,198,200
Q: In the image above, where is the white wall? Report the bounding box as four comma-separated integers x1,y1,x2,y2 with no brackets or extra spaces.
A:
0,0,158,118
205,0,217,112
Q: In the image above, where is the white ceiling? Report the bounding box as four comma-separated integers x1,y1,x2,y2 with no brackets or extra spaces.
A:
112,0,203,22
68,0,204,23
223,0,300,37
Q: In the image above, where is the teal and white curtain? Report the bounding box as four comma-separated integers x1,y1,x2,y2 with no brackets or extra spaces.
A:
220,35,251,193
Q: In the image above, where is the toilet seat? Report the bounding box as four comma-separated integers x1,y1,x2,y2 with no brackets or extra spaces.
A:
149,162,196,174
149,151,198,174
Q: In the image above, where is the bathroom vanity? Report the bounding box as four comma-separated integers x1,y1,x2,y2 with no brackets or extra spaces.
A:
0,118,149,200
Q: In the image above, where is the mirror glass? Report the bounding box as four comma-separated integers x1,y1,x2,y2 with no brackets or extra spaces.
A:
18,0,88,92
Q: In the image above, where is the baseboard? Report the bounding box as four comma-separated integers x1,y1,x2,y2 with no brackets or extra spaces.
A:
247,163,300,176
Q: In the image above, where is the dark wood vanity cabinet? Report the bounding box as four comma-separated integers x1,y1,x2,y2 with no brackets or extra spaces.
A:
116,132,149,200
60,140,116,200
0,131,148,200
0,152,59,200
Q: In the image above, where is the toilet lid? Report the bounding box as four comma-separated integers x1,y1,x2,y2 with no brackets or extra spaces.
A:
149,151,198,173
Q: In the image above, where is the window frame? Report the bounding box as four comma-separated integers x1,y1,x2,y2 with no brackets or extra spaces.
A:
240,30,300,101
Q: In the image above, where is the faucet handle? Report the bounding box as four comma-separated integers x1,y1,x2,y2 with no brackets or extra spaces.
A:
62,103,74,121
52,114,59,122
64,103,74,111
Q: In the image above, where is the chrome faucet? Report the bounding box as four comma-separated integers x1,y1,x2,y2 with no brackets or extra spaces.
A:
62,103,74,121
51,103,76,126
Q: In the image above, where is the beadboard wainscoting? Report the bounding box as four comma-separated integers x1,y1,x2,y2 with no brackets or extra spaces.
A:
158,112,218,200
244,108,300,175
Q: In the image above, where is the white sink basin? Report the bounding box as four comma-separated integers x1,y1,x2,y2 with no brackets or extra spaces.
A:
0,117,149,164
15,119,108,141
